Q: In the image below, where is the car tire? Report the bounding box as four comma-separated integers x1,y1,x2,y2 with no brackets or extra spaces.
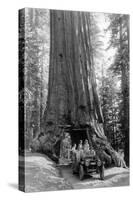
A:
79,165,84,180
99,164,104,180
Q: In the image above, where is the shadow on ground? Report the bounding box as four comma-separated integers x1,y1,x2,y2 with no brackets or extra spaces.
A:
8,183,18,190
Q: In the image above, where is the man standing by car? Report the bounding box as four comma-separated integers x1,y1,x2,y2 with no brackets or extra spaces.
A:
92,134,112,180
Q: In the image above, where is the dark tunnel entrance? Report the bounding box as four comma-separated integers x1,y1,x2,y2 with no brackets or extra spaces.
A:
69,129,88,147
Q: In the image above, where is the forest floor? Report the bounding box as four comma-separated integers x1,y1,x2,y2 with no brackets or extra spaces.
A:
19,152,129,192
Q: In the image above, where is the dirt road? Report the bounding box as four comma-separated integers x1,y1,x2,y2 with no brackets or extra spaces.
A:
20,153,129,192
19,152,72,192
60,165,129,189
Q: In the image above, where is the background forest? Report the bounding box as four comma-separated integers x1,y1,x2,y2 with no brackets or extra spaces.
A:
19,9,129,165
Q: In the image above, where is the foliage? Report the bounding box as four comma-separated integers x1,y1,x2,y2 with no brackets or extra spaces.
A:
19,8,50,148
90,13,129,165
99,71,123,149
102,14,129,164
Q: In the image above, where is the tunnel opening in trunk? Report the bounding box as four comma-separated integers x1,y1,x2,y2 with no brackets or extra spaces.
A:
69,129,87,147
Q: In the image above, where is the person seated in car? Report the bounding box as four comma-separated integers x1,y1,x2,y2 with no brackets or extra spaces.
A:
78,140,83,150
83,139,90,155
76,142,84,163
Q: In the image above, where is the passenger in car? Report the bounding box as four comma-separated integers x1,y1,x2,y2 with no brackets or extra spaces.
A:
83,139,90,155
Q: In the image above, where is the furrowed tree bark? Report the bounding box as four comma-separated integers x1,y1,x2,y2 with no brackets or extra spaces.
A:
31,10,122,166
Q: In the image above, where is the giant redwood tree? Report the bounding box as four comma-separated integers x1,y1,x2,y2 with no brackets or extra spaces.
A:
32,10,122,166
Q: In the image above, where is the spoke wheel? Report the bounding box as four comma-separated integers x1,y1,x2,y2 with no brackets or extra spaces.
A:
79,165,84,180
99,165,104,180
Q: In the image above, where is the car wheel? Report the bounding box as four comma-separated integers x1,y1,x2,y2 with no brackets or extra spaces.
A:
72,161,77,173
72,166,77,174
99,164,104,180
79,165,84,180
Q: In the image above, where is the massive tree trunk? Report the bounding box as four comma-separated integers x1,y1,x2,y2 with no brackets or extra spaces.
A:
46,10,103,128
31,10,121,166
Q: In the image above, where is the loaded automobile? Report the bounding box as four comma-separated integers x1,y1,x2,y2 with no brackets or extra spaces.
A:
72,150,104,180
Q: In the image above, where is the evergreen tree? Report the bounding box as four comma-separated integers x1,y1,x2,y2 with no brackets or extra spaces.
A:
107,14,129,165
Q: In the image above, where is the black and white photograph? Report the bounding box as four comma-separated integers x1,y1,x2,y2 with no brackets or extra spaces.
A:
19,7,129,193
